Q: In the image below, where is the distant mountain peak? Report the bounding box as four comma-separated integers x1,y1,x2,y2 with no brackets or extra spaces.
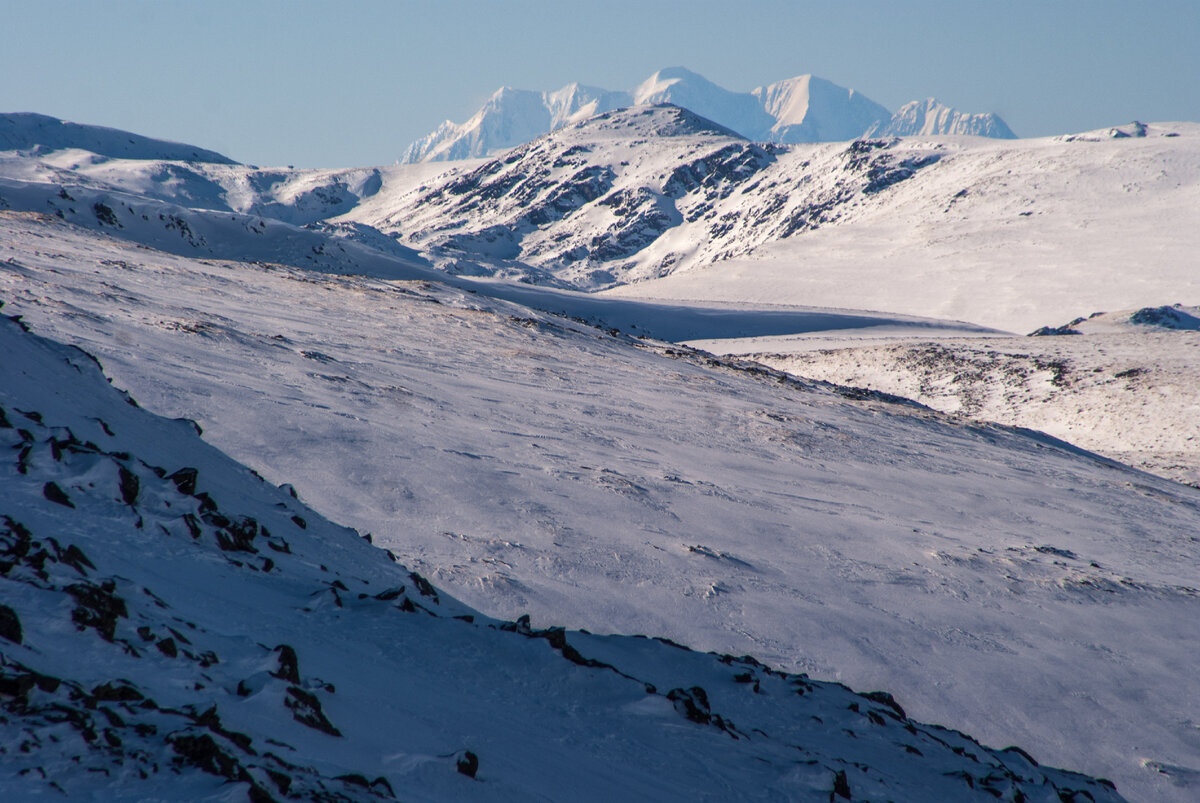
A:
869,98,1017,139
400,69,1015,163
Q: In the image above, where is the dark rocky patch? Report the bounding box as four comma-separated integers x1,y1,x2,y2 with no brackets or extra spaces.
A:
66,581,128,641
167,467,199,495
117,465,139,505
42,482,74,508
284,687,341,737
455,749,479,779
271,645,301,684
0,604,22,644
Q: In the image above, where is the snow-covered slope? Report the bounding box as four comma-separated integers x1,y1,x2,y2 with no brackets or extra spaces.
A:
354,105,950,288
596,121,1200,332
356,109,1200,332
5,311,1129,801
750,306,1200,487
868,98,1016,138
5,213,1200,801
0,112,237,164
400,67,1012,162
752,74,892,143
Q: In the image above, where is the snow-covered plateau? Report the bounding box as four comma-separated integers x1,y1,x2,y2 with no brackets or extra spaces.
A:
1,109,1198,801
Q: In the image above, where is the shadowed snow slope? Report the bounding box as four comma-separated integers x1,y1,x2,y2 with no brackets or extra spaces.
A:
3,215,1199,802
0,311,1127,802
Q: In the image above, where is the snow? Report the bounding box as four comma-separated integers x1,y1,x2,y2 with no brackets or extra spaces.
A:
867,98,1017,138
599,122,1200,333
745,308,1200,487
3,211,1200,801
0,112,237,164
3,108,1199,801
400,68,1013,162
0,269,1127,803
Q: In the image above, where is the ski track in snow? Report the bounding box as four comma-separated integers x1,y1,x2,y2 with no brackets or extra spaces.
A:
3,213,1200,801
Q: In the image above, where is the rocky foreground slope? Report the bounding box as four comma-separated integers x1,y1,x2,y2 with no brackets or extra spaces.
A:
0,310,1126,801
4,213,1200,801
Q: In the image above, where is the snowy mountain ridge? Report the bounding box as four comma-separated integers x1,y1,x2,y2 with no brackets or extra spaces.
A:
350,107,1200,334
401,67,1015,162
3,107,1196,336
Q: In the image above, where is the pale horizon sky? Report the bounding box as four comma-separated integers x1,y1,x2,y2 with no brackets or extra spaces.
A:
3,0,1198,167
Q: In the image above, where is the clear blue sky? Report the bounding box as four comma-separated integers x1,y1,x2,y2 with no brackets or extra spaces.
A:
3,0,1198,167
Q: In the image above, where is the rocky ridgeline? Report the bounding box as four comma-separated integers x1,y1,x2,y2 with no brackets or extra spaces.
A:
376,106,943,289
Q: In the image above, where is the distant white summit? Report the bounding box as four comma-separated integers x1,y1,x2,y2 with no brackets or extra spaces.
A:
869,98,1017,139
401,67,1015,162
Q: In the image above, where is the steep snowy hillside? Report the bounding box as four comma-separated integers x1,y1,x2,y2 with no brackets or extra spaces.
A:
4,214,1200,801
0,112,237,164
750,306,1200,487
868,98,1016,138
597,121,1200,332
353,105,951,288
400,67,1011,162
5,313,1127,802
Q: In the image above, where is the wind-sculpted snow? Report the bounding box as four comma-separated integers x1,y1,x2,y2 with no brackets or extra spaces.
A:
0,313,1128,802
4,217,1200,801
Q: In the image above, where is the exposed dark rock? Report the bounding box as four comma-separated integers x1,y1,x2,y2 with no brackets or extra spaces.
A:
167,467,199,495
284,686,341,737
1029,325,1082,337
57,542,95,575
42,482,74,508
92,680,144,702
831,768,852,799
169,732,240,780
117,465,139,505
66,581,128,641
271,645,301,684
408,571,439,601
667,686,711,725
455,750,479,779
860,690,907,720
0,603,23,644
